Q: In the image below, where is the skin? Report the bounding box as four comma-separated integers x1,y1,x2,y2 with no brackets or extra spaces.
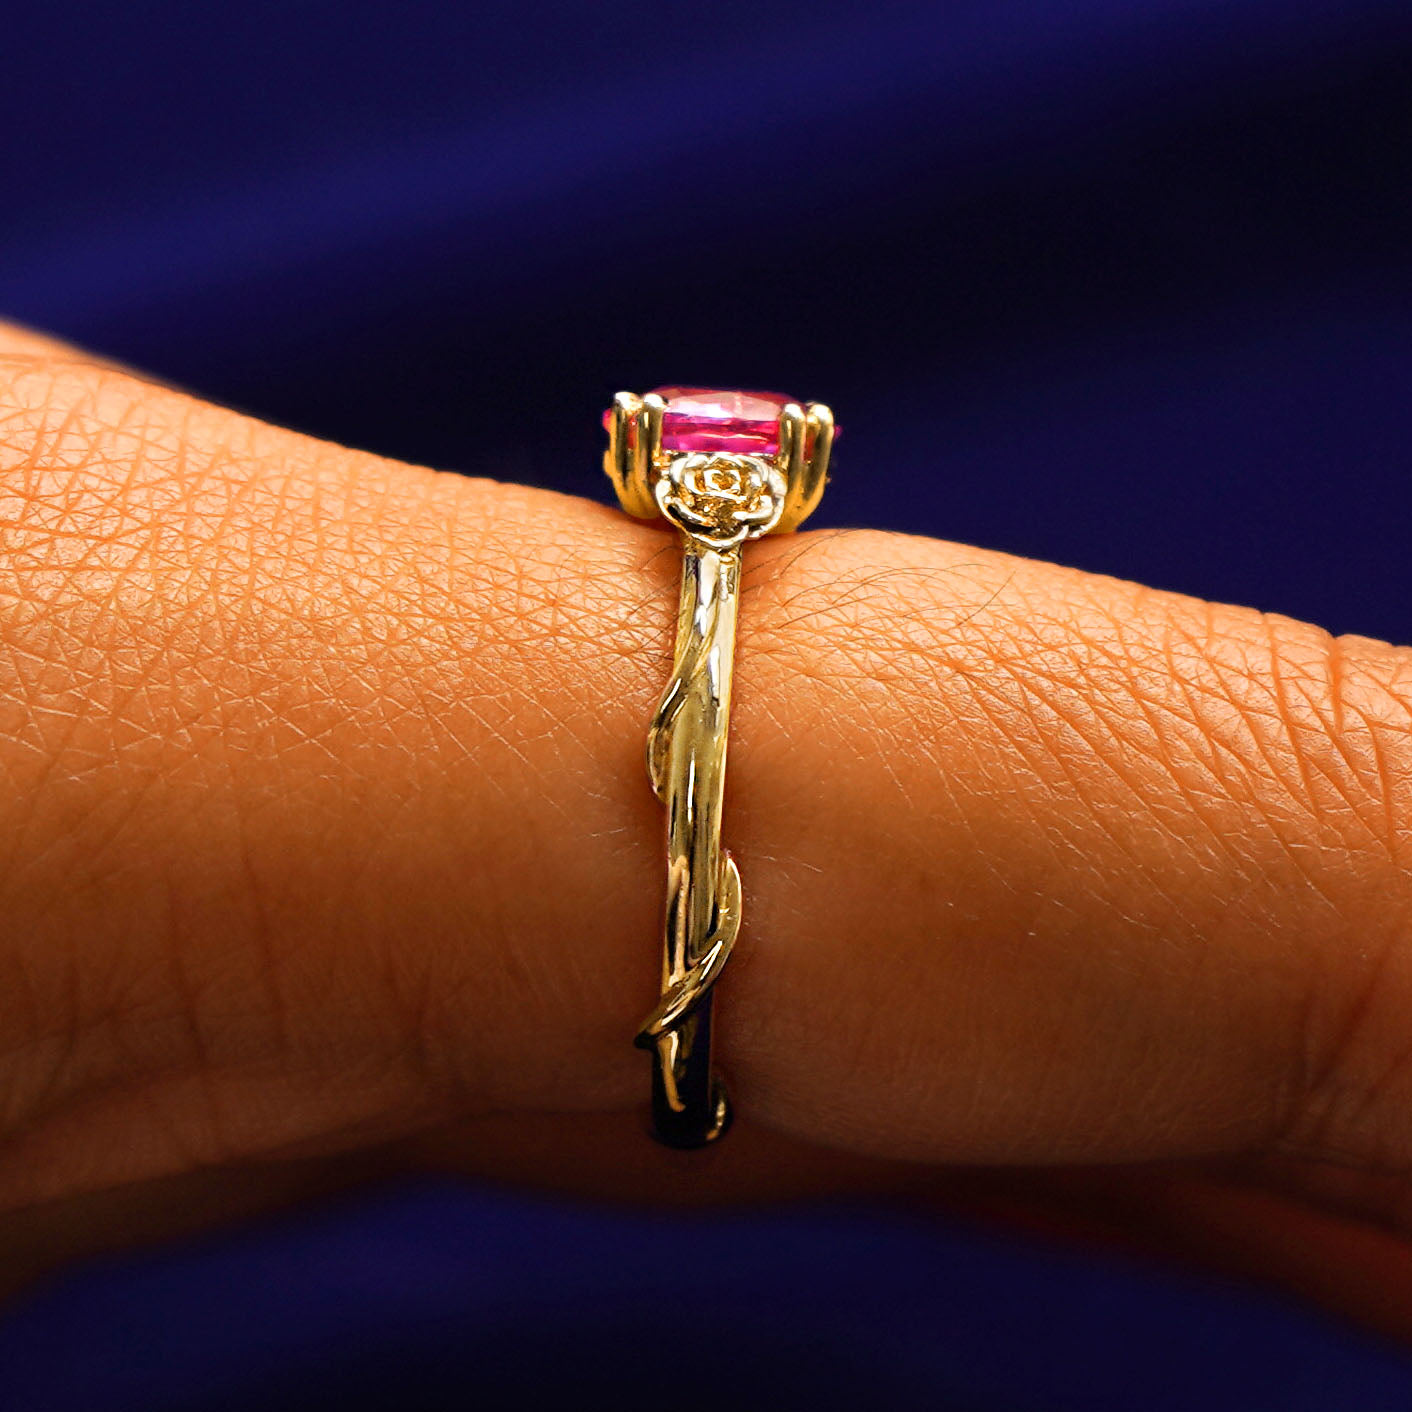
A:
1,325,1411,1334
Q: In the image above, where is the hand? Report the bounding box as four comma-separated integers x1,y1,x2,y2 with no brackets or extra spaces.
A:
2,324,1411,1336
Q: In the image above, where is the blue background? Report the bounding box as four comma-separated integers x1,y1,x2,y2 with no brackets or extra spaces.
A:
2,1,1411,1406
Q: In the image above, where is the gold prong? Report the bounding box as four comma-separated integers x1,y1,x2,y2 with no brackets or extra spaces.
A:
636,393,666,505
771,402,808,534
776,402,833,532
604,391,658,520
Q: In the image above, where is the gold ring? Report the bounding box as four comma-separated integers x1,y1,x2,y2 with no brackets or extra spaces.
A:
602,387,836,1147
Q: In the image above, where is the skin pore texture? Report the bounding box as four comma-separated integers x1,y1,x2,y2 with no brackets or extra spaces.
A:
1,325,1411,1333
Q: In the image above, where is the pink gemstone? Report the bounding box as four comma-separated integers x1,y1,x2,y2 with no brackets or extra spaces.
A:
652,386,790,454
601,386,794,455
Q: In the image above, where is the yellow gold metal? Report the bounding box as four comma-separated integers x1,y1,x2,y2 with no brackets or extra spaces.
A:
774,401,808,532
635,541,741,1146
776,401,834,533
634,393,666,517
606,392,832,1147
604,391,656,519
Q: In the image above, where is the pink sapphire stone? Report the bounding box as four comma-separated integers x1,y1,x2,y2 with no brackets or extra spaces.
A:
652,386,790,454
602,386,795,455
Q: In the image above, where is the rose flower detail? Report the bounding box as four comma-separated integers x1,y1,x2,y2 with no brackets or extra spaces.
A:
653,453,789,549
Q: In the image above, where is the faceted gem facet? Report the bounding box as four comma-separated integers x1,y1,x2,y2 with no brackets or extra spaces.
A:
601,387,792,455
652,386,791,454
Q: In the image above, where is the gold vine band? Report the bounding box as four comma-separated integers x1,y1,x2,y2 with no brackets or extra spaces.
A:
603,387,835,1147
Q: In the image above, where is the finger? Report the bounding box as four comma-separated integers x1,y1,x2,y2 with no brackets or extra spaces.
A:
0,354,1409,1212
0,321,101,361
942,1164,1412,1344
0,1153,389,1303
0,320,172,390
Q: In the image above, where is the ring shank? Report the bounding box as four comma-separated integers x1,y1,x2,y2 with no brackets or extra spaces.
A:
639,542,740,1147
